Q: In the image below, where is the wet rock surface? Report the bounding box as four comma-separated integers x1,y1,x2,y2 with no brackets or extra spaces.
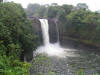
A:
30,48,100,75
48,19,58,43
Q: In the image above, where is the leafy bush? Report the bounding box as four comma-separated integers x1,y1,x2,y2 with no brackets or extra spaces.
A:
0,55,31,75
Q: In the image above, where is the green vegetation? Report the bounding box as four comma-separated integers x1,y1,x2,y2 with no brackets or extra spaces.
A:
0,1,100,75
0,2,38,75
65,9,100,46
0,55,31,75
26,3,100,47
77,69,99,75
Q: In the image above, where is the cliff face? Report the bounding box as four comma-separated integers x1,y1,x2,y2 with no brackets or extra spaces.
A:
49,19,100,50
29,17,58,45
29,17,43,45
48,19,58,43
29,17,74,46
29,17,99,51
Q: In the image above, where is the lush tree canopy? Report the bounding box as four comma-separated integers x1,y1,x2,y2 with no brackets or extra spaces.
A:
0,2,38,74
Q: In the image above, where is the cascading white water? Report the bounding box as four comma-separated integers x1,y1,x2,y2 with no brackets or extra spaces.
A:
39,19,50,45
35,19,65,57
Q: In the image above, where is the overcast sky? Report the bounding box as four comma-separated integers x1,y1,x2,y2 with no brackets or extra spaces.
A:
6,0,100,11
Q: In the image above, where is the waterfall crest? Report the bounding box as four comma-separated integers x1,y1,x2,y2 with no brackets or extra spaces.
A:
35,19,65,58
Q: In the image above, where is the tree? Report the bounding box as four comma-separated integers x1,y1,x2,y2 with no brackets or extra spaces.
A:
26,3,40,17
0,0,3,2
0,2,38,75
0,2,38,60
35,5,47,17
77,3,88,10
51,3,58,6
62,4,73,15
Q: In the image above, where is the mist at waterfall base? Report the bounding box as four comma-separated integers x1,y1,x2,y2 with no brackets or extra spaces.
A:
34,19,66,58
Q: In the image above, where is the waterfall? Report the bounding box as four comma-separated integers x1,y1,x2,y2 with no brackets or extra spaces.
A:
39,19,50,45
35,19,65,58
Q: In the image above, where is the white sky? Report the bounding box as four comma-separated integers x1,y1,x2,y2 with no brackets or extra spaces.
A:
7,0,100,11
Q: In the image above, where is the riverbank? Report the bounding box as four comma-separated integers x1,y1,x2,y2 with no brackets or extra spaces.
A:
30,48,100,75
60,36,100,51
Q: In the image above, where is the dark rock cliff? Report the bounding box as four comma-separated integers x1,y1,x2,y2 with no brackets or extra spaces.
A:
29,17,58,45
29,17,43,45
48,18,58,43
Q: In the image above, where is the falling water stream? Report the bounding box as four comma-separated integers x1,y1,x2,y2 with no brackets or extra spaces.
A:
35,19,65,57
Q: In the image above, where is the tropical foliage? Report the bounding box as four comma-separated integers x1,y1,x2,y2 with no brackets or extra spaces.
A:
0,2,38,74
